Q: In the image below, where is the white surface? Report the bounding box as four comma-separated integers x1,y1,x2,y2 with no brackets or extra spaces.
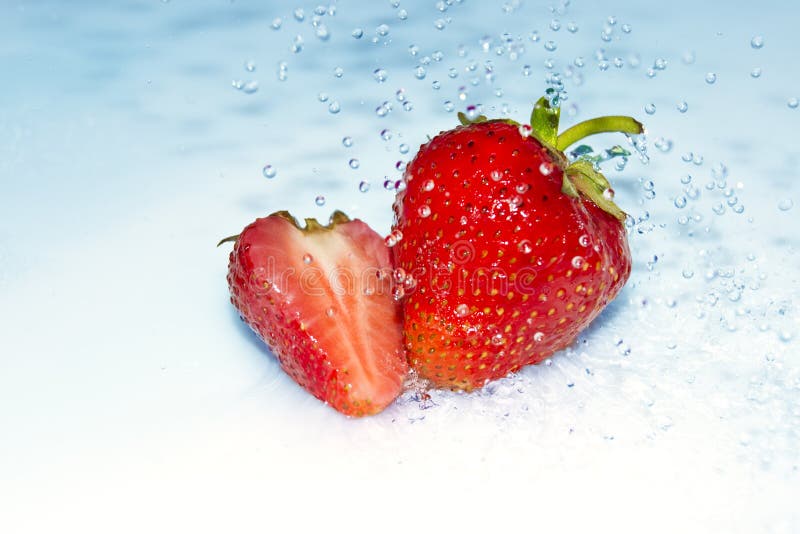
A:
1,1,798,532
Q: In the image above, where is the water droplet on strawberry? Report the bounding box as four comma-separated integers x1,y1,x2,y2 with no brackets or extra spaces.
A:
539,162,554,176
602,187,615,200
490,170,503,181
455,304,470,317
393,268,407,284
517,239,533,254
422,179,435,191
303,253,313,264
392,286,405,300
491,334,505,346
326,307,336,317
571,256,585,268
418,205,431,218
534,332,545,342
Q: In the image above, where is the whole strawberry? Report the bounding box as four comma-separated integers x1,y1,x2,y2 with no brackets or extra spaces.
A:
223,211,408,416
392,97,643,390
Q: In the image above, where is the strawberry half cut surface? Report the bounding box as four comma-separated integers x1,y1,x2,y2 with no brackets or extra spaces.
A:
392,95,643,390
223,211,408,417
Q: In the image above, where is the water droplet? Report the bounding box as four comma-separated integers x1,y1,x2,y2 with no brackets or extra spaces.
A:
621,23,632,33
399,143,410,154
271,17,283,30
352,28,364,39
705,72,717,84
342,136,353,147
397,8,408,20
491,334,505,346
293,8,305,21
315,195,326,206
348,158,360,170
602,188,615,200
549,19,561,31
303,253,313,264
644,103,656,115
443,100,455,112
539,162,554,176
244,60,256,72
393,268,407,284
533,332,545,342
392,286,405,300
422,179,435,192
674,196,687,208
517,239,533,254
414,66,427,79
358,181,370,193
788,97,799,109
373,68,388,83
376,24,390,36
455,304,470,317
571,256,585,269
567,22,578,33
326,307,336,317
578,235,590,247
750,35,764,49
544,40,557,52
333,66,344,78
434,18,446,30
328,100,341,114
778,198,794,211
750,67,762,79
677,100,688,113
417,205,431,218
380,129,392,141
262,165,276,179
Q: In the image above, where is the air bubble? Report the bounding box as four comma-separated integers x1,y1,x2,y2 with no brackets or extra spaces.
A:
399,143,410,154
602,188,615,200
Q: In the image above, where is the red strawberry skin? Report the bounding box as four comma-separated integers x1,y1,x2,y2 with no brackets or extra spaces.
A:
227,212,408,416
392,121,631,390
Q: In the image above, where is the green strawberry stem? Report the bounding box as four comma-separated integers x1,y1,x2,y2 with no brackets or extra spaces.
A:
556,115,644,152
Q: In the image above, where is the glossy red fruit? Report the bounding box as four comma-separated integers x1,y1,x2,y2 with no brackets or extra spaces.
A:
225,211,408,416
392,102,640,390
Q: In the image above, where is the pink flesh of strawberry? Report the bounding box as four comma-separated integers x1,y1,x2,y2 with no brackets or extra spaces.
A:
235,216,406,413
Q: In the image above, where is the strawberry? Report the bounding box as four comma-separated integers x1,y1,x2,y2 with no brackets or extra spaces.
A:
392,96,643,390
222,211,408,416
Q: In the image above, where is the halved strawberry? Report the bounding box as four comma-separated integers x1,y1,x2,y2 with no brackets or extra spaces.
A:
224,211,407,416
